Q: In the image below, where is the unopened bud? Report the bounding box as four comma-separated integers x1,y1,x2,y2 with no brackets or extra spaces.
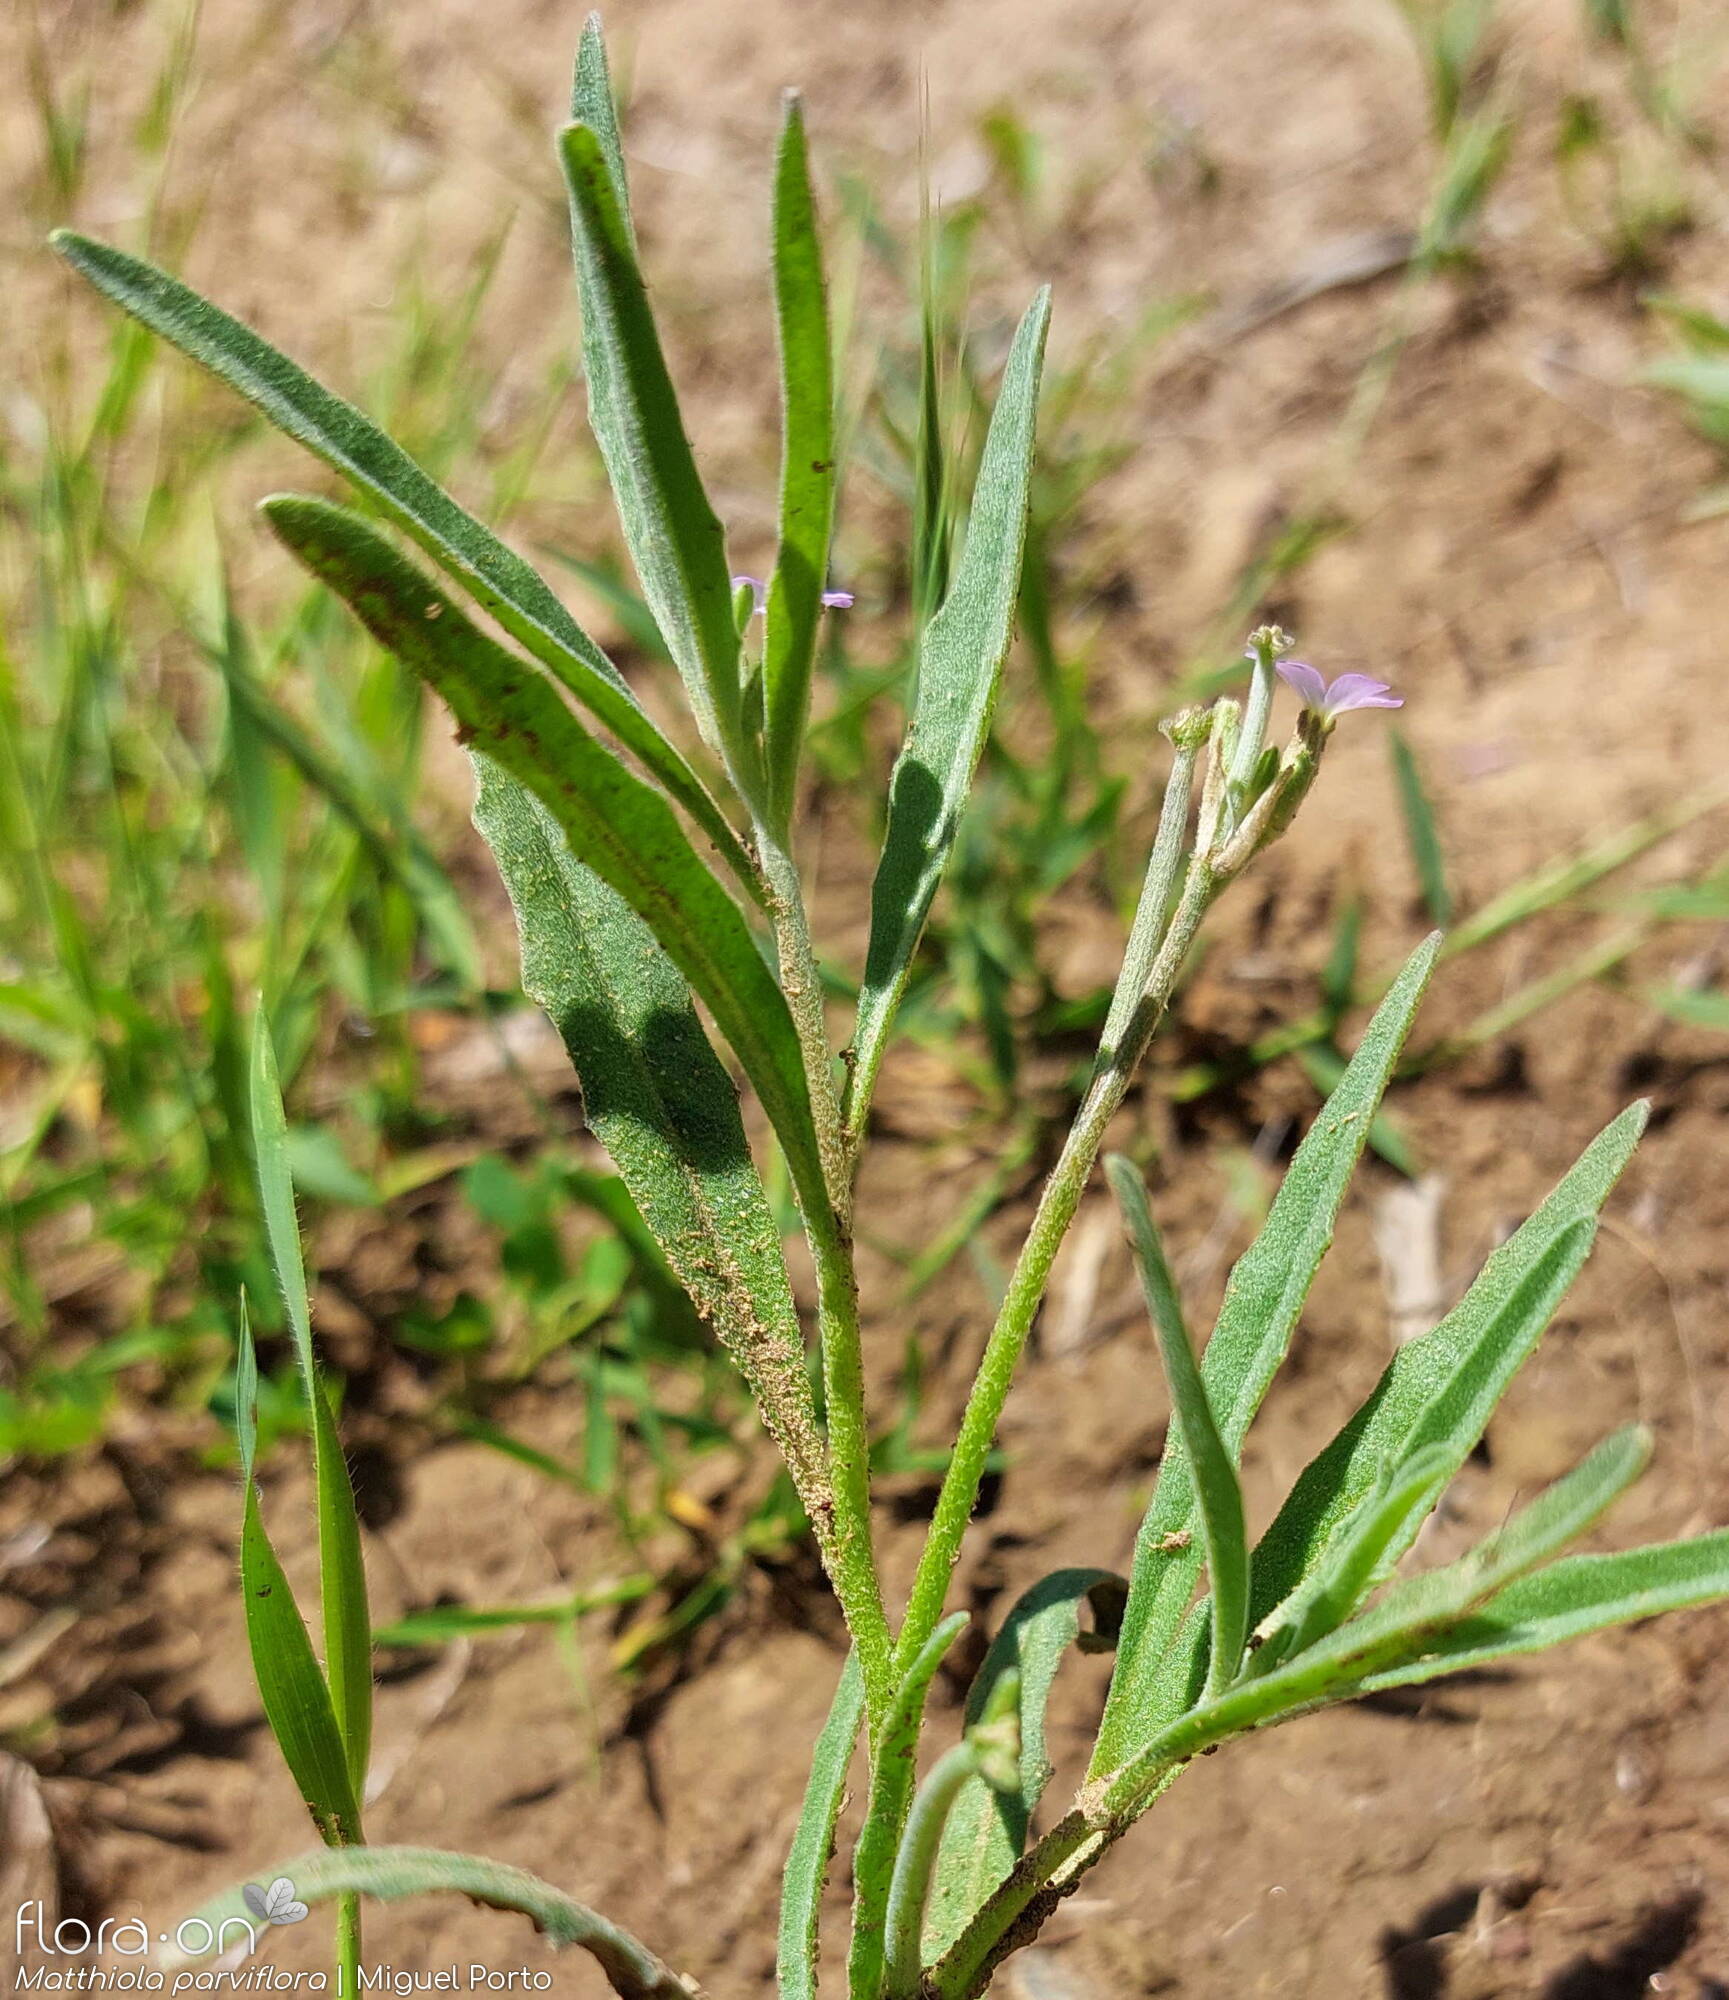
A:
731,573,768,633
1245,624,1296,661
1162,704,1213,753
967,1711,1022,1796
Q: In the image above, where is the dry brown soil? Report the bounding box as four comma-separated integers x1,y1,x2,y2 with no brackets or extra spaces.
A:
8,0,1729,1994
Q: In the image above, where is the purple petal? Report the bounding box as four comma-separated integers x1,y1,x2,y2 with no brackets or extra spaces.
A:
1321,672,1402,714
820,590,854,610
1275,659,1329,710
730,574,767,615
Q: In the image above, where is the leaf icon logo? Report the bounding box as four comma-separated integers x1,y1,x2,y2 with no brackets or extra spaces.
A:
241,1879,309,1926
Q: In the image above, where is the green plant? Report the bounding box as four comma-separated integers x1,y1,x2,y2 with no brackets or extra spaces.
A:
1645,296,1729,517
51,18,1729,1998
0,172,494,1451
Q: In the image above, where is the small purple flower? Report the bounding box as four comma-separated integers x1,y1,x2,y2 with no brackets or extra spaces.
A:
1276,660,1403,719
731,574,853,615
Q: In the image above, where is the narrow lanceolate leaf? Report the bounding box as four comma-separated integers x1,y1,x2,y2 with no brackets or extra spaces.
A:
1357,1529,1729,1693
1388,729,1452,928
46,231,759,902
570,15,634,237
923,1571,1122,1964
1107,1155,1247,1697
250,1017,372,1801
1091,933,1441,1776
847,290,1052,1132
234,1305,362,1849
164,1847,698,2000
1247,1445,1454,1676
1099,1434,1673,1833
559,122,743,763
471,760,828,1522
762,93,837,831
912,239,952,629
1247,1102,1648,1630
848,1614,969,2000
778,1653,866,2000
1322,1426,1653,1665
262,497,833,1245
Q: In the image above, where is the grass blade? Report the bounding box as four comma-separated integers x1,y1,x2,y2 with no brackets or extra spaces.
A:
1644,984,1729,1033
471,759,829,1526
1248,1103,1647,1628
47,229,760,901
262,495,833,1245
1168,792,1723,1105
163,1846,697,2000
214,624,480,990
234,1303,362,1848
778,1652,865,2000
1388,728,1452,927
923,1570,1121,1964
375,1578,654,1647
559,121,743,764
762,92,837,830
250,1017,373,1798
912,219,952,629
1091,932,1441,1775
1106,1155,1247,1697
847,290,1051,1133
1442,787,1726,959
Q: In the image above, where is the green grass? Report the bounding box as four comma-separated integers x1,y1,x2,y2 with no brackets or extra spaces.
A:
0,31,759,1572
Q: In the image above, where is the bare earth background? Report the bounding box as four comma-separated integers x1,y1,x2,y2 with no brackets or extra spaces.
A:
7,0,1729,1994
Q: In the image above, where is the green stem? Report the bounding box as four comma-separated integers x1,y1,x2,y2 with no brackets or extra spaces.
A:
846,1614,969,2000
893,860,1221,1672
927,1810,1101,2000
757,828,851,1219
812,1240,893,1719
756,825,893,1719
881,1742,981,1999
335,1891,360,2000
934,1559,1502,1996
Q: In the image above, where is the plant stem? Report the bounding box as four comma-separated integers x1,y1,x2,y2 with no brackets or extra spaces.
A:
893,859,1220,1672
756,824,893,1718
927,1809,1101,2000
757,828,851,1221
335,1891,360,2000
881,1742,981,1999
810,1242,894,1718
936,1528,1548,1997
